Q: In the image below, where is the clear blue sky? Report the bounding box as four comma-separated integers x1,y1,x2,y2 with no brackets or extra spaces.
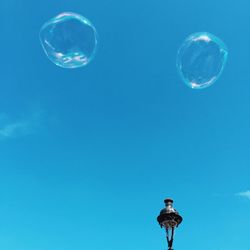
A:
1,0,250,250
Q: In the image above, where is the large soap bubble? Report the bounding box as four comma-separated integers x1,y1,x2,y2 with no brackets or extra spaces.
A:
176,32,228,89
40,12,98,68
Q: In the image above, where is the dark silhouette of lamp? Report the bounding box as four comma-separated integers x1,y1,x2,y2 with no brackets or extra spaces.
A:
157,198,183,250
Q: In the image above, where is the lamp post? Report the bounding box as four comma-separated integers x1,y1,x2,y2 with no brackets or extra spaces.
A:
157,198,183,250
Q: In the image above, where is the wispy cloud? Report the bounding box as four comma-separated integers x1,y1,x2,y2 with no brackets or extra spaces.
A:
236,190,250,200
0,111,43,139
0,120,30,138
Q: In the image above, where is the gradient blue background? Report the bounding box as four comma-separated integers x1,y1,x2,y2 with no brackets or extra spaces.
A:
1,0,250,249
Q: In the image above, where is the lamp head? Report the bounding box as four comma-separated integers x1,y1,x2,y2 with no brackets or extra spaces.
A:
157,198,183,229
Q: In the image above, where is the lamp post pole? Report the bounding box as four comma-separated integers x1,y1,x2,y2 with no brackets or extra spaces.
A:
157,198,183,250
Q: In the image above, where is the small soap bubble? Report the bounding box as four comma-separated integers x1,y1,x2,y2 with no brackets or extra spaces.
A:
40,12,98,68
176,32,228,89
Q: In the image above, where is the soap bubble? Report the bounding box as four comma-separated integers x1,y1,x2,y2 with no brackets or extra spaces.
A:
40,12,98,68
176,32,228,89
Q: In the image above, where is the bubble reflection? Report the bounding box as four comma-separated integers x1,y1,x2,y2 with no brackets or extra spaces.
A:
40,12,98,68
176,32,228,89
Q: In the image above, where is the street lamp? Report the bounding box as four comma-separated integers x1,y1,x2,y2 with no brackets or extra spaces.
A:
157,198,183,250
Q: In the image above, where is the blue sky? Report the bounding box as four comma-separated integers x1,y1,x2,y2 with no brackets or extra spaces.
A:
1,0,250,250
